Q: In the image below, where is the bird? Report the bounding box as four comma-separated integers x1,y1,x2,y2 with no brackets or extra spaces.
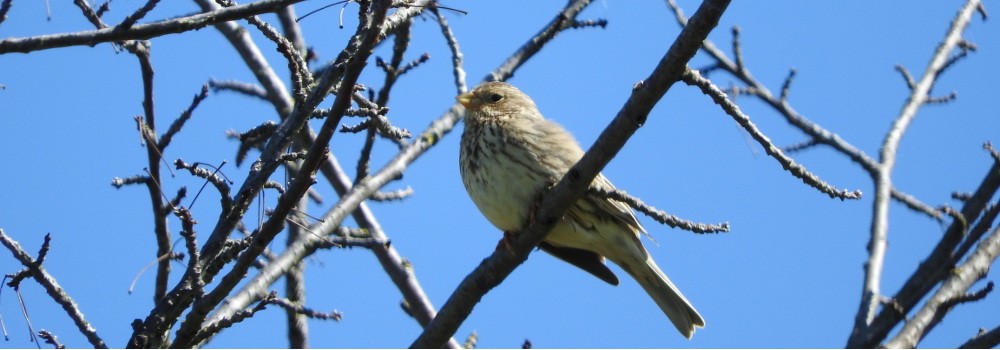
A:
457,81,705,338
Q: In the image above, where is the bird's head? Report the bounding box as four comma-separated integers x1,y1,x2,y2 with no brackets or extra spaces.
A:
457,81,540,120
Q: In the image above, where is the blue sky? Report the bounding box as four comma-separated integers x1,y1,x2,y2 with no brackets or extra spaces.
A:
0,0,998,348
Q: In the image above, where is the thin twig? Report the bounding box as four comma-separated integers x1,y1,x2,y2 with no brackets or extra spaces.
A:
682,69,862,200
117,0,161,30
270,297,343,321
370,187,414,202
431,4,467,95
0,231,107,348
189,291,277,346
209,79,270,101
159,84,210,150
37,330,65,349
589,187,729,233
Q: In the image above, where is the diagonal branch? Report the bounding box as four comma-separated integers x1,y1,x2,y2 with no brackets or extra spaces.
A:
883,225,1000,348
682,69,861,200
960,324,1000,349
0,231,107,349
858,159,1000,347
189,1,453,346
169,2,395,348
203,1,613,347
409,0,732,347
850,1,985,345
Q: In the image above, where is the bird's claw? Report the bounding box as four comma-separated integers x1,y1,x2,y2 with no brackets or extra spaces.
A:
497,231,517,252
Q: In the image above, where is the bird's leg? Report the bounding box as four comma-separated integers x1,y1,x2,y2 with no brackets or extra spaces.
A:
497,193,547,253
497,231,517,252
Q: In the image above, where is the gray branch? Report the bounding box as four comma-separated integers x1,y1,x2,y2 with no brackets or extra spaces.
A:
0,0,305,54
851,0,985,345
884,225,1000,348
410,0,732,347
0,231,107,349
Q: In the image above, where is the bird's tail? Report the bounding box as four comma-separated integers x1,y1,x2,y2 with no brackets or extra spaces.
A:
618,254,705,338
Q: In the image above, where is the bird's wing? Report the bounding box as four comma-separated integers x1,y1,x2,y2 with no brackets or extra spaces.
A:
538,241,620,285
591,174,647,235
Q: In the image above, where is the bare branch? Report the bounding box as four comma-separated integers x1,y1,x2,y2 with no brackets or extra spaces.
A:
242,13,312,104
284,196,309,349
111,175,151,188
859,160,999,347
0,231,107,348
960,325,1000,349
568,18,607,29
0,0,306,54
430,5,468,95
37,330,65,349
0,0,13,28
117,0,161,30
190,291,277,346
682,69,862,200
884,226,1000,348
665,0,890,186
925,91,958,105
589,187,729,234
168,3,396,347
851,1,985,345
779,68,796,101
204,2,631,349
891,188,945,222
173,159,234,211
177,2,460,347
940,40,977,76
159,84,211,150
370,187,414,202
730,26,744,73
209,79,269,101
275,5,308,62
410,0,732,347
782,138,819,154
270,297,343,321
175,208,205,299
896,64,916,90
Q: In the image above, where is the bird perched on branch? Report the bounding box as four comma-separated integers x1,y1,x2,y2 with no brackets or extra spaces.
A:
457,81,705,338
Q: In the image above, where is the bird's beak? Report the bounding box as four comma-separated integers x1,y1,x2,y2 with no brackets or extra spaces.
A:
457,92,474,109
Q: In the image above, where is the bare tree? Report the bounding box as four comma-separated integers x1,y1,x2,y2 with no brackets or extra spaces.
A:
0,0,995,348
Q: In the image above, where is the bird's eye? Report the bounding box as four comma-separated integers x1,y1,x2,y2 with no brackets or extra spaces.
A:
489,93,503,103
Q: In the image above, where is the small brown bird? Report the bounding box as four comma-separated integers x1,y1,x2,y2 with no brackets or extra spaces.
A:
457,81,705,338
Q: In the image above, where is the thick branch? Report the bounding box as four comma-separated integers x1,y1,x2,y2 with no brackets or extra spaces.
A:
409,0,732,347
960,325,1000,349
884,226,1000,348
